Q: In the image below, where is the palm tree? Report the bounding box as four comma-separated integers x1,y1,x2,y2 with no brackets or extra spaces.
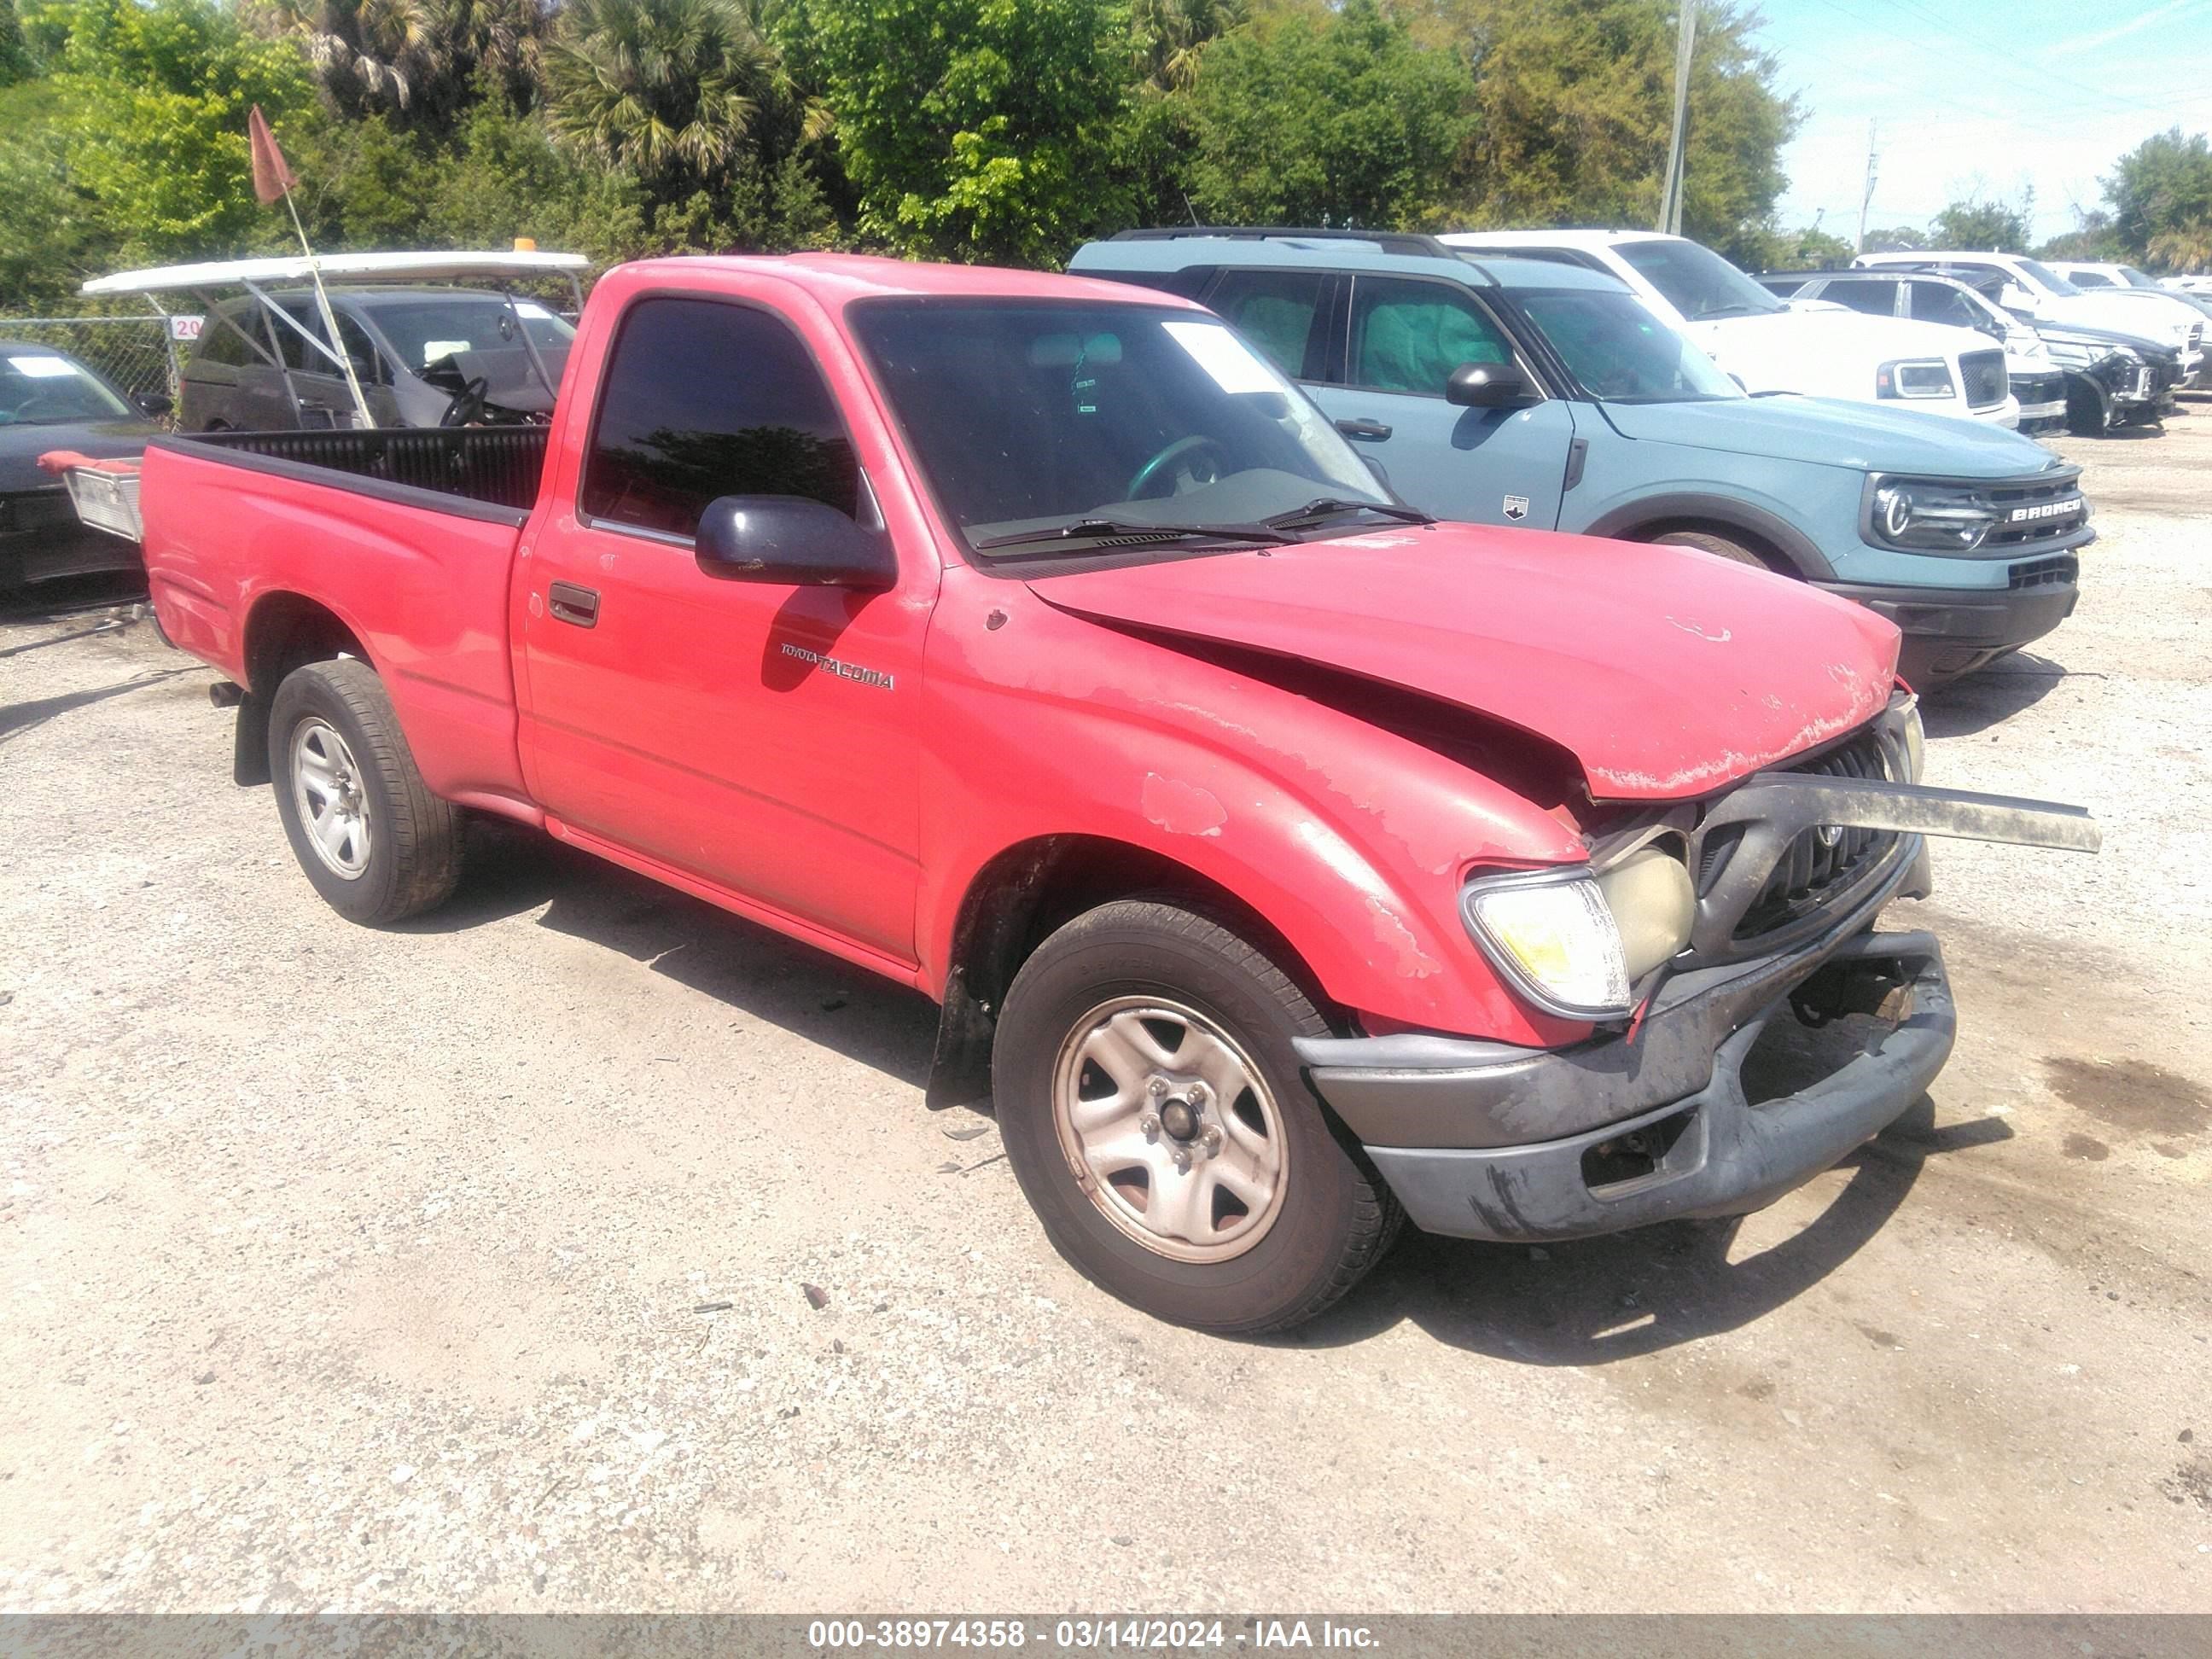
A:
1132,0,1249,93
251,0,550,126
542,0,824,195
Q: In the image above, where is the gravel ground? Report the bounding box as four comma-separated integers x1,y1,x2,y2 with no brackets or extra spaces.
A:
3,412,2209,1615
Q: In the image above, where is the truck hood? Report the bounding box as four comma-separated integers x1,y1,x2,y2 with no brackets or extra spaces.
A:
2045,292,2197,343
1683,308,1988,388
1598,393,2055,475
1025,523,1898,802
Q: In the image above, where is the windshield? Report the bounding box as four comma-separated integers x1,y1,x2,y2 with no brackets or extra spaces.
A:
2120,267,2161,288
365,297,575,375
1513,288,1742,403
848,300,1393,554
1615,238,1784,320
2016,259,2081,296
0,349,132,425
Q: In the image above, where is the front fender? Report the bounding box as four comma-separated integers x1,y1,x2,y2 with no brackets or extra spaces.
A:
915,574,1593,1046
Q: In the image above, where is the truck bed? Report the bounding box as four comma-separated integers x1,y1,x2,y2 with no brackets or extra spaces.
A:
138,428,538,817
184,424,550,516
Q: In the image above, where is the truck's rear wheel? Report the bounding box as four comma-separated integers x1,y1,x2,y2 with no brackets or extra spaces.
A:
268,659,463,925
992,899,1400,1334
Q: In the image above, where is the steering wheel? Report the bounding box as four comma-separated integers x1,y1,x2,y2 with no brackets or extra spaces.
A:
2,395,67,425
439,375,491,428
1126,435,1228,501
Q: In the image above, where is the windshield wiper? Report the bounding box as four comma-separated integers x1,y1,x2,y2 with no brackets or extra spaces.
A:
1263,497,1435,531
1696,303,1773,318
973,516,1298,553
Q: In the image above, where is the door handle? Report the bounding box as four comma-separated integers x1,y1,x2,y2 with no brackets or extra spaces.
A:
1335,417,1393,441
547,580,600,628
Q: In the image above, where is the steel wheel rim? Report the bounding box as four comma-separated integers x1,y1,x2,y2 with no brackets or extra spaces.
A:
1051,995,1289,1264
290,718,372,879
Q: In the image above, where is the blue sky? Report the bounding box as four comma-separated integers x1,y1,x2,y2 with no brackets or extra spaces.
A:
1761,0,2212,243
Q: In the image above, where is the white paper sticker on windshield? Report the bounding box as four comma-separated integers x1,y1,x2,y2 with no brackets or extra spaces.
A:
514,301,554,320
1162,321,1280,395
9,355,79,379
422,340,470,366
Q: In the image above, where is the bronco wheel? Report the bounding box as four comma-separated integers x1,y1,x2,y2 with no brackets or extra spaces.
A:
1650,528,1772,570
993,899,1401,1334
268,658,463,925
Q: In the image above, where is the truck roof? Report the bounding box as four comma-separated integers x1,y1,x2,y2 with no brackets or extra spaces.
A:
615,253,1202,309
1443,230,1674,251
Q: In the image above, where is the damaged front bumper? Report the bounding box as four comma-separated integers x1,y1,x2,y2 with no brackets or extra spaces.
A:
1296,777,2096,1243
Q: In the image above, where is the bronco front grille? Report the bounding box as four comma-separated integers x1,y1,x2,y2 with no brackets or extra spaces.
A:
1719,731,1898,942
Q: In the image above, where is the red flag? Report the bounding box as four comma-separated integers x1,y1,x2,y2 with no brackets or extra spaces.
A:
247,105,297,206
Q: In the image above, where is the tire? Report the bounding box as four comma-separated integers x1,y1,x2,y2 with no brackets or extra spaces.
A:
992,899,1402,1335
1649,529,1773,570
267,658,463,925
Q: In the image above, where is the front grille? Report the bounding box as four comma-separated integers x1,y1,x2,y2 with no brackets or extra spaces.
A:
1960,349,2009,409
1724,730,1898,941
1982,470,2088,552
2009,553,2078,590
2010,370,2064,406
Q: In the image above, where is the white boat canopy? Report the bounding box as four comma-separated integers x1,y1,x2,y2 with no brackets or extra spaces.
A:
82,248,589,297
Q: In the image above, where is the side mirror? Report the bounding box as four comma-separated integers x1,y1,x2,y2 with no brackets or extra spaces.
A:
1445,360,1536,409
696,495,897,589
134,391,173,417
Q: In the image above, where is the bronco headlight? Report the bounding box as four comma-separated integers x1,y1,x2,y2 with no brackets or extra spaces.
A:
1461,869,1633,1019
1877,358,1954,399
1870,479,1998,552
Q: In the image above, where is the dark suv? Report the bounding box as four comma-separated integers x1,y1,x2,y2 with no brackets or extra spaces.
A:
178,288,573,432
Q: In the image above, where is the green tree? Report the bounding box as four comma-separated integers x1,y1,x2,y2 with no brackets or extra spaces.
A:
1132,0,1245,93
791,0,1136,265
1179,0,1476,229
2102,127,2212,270
0,0,38,84
35,0,321,263
247,0,551,132
2036,209,2123,264
1412,0,1796,264
544,0,829,249
0,77,115,305
1930,194,2028,252
1860,224,1925,253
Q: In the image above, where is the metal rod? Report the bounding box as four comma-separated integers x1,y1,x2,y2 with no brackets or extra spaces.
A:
498,282,561,409
281,188,375,428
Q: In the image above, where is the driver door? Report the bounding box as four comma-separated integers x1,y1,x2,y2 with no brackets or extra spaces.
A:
1307,275,1578,531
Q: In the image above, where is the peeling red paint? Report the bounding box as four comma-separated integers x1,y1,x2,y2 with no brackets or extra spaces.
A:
1141,772,1226,837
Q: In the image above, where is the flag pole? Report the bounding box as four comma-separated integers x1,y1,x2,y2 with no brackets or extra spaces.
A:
281,188,375,429
250,104,374,428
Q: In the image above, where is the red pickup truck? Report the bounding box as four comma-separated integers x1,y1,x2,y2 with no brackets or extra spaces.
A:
107,254,2095,1333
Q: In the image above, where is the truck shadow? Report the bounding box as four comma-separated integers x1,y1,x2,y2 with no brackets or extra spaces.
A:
1289,1020,2014,1363
402,819,938,1090
1919,651,2067,738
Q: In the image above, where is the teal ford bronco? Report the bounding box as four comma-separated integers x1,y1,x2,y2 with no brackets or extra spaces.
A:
1071,229,2093,684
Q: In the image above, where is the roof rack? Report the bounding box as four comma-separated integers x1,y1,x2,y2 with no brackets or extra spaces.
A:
1110,226,1457,259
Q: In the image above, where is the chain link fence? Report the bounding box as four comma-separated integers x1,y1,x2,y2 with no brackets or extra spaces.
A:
0,315,183,413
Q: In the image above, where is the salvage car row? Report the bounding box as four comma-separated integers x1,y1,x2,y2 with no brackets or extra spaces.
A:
25,225,2136,682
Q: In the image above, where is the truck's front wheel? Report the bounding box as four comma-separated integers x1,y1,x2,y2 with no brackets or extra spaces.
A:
268,659,463,925
993,900,1401,1334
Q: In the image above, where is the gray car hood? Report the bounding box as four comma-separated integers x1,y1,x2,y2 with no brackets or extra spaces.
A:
0,417,155,497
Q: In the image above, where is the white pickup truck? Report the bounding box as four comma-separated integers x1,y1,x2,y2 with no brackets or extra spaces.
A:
1442,230,2020,428
1859,251,2204,386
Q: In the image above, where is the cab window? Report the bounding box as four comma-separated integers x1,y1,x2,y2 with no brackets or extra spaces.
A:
579,297,859,540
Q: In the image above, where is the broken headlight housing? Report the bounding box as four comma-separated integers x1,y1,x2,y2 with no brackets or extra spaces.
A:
1877,358,1955,400
1461,868,1633,1020
1866,477,1999,552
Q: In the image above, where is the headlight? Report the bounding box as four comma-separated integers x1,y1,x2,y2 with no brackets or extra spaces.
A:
1461,870,1632,1019
1899,694,1926,781
1869,479,1997,551
1877,358,1955,399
